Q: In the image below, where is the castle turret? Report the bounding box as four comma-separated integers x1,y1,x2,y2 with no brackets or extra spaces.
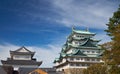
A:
54,27,103,71
1,46,42,70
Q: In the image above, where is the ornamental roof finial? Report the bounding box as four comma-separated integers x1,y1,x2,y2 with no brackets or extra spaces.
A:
72,25,75,30
86,27,89,31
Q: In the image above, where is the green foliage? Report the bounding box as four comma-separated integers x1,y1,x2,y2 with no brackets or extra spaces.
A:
83,64,107,74
105,5,120,65
108,65,120,74
64,68,84,74
105,5,120,39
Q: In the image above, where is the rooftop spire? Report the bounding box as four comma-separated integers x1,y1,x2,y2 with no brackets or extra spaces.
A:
72,25,75,30
86,27,89,31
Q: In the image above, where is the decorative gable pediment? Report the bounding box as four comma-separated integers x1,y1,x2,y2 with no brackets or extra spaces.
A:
17,47,29,52
15,46,32,53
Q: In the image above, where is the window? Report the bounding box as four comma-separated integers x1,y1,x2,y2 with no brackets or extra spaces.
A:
97,59,100,61
96,51,99,53
75,41,78,44
76,58,79,60
85,64,87,66
86,58,90,61
87,64,90,66
82,51,85,53
15,56,19,58
76,64,79,66
81,58,83,60
82,64,85,66
76,35,84,38
87,51,90,53
70,58,74,60
79,64,82,66
70,64,74,66
77,35,79,37
92,59,95,61
92,51,95,53
25,56,30,58
79,42,81,44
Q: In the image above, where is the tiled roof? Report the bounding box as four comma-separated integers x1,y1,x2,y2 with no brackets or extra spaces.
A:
10,51,35,55
10,46,35,57
72,29,95,35
62,38,97,53
14,46,32,52
71,49,86,56
1,60,42,66
81,38,96,47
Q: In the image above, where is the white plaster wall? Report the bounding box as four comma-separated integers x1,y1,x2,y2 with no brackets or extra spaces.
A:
18,48,29,52
66,48,73,54
80,49,99,55
13,55,31,60
56,63,88,71
67,57,102,63
56,64,69,71
13,65,38,70
55,62,59,66
73,34,92,39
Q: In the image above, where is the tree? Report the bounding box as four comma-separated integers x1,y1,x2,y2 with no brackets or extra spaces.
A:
101,42,116,65
64,68,84,74
83,64,107,74
105,5,120,65
104,5,120,74
105,5,120,39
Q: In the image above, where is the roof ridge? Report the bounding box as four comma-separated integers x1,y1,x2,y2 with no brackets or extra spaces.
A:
14,46,32,52
72,49,86,56
72,28,95,35
81,38,97,47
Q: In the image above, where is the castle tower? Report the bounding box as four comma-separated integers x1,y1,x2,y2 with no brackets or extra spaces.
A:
54,27,103,71
1,46,42,70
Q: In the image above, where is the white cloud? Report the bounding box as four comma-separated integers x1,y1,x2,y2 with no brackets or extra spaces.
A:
94,32,111,44
0,43,19,60
52,0,118,29
0,43,61,67
27,45,61,67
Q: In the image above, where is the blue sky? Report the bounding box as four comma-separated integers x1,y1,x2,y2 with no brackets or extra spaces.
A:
0,0,119,67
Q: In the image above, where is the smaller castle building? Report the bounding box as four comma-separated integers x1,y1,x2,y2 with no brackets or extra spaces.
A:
1,46,42,70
